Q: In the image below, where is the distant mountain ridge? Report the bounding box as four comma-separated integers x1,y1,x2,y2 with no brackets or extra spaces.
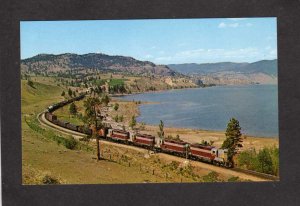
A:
168,59,277,76
21,53,178,77
21,53,277,85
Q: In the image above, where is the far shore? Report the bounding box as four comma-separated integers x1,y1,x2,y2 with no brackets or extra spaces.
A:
110,82,278,98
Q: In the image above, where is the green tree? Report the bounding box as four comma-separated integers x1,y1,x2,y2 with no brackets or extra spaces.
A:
83,97,102,160
257,148,273,174
157,120,165,141
222,118,243,163
73,91,76,97
69,102,77,115
61,91,65,96
101,94,110,106
129,115,137,129
68,88,72,97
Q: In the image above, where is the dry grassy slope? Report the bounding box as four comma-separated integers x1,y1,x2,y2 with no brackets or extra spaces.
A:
124,76,198,93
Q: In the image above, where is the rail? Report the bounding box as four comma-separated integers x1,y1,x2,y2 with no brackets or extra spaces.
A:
231,168,279,181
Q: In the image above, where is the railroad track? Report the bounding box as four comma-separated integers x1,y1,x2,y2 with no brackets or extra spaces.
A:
231,168,279,181
37,111,278,182
37,112,86,138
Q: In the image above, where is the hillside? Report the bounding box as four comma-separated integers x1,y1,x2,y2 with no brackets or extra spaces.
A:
168,59,277,76
21,53,178,77
169,59,277,85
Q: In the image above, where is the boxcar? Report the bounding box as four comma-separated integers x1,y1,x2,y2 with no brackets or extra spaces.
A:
66,123,79,132
56,119,69,128
78,126,92,135
45,112,57,122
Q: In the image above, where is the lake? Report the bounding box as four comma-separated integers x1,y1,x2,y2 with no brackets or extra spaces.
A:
120,84,278,138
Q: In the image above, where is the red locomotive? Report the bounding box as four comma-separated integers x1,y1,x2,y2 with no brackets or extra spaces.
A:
107,129,130,142
161,139,189,157
133,133,156,149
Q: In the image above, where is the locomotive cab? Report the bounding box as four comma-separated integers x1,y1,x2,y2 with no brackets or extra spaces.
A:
212,148,230,166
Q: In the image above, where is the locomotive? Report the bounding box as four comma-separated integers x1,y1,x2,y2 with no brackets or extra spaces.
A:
44,97,233,168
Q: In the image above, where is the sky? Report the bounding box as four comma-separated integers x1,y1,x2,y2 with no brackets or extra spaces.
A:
20,18,277,64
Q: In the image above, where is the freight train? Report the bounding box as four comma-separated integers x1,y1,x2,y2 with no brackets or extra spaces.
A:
47,94,85,113
44,96,233,168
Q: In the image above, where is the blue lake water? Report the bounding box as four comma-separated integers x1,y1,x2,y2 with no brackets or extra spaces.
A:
120,85,278,138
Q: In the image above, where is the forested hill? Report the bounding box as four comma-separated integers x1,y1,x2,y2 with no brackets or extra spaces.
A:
21,53,178,77
168,59,277,76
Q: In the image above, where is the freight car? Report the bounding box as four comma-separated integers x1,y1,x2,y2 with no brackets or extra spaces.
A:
56,119,69,128
47,94,86,113
78,125,92,135
45,112,57,122
66,123,79,132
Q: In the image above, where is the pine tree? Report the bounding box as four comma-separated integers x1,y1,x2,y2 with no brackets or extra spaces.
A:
61,91,65,96
69,102,77,115
83,97,102,160
68,88,72,97
157,120,165,141
222,118,243,163
129,115,136,129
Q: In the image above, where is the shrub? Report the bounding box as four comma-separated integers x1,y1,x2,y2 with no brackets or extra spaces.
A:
113,103,119,111
202,171,220,182
27,80,34,88
65,136,78,150
42,175,60,184
227,176,240,182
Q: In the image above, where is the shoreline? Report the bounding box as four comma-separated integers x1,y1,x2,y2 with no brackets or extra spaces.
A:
110,83,278,97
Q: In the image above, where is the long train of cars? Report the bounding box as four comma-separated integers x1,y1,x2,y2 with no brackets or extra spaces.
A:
45,96,233,168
